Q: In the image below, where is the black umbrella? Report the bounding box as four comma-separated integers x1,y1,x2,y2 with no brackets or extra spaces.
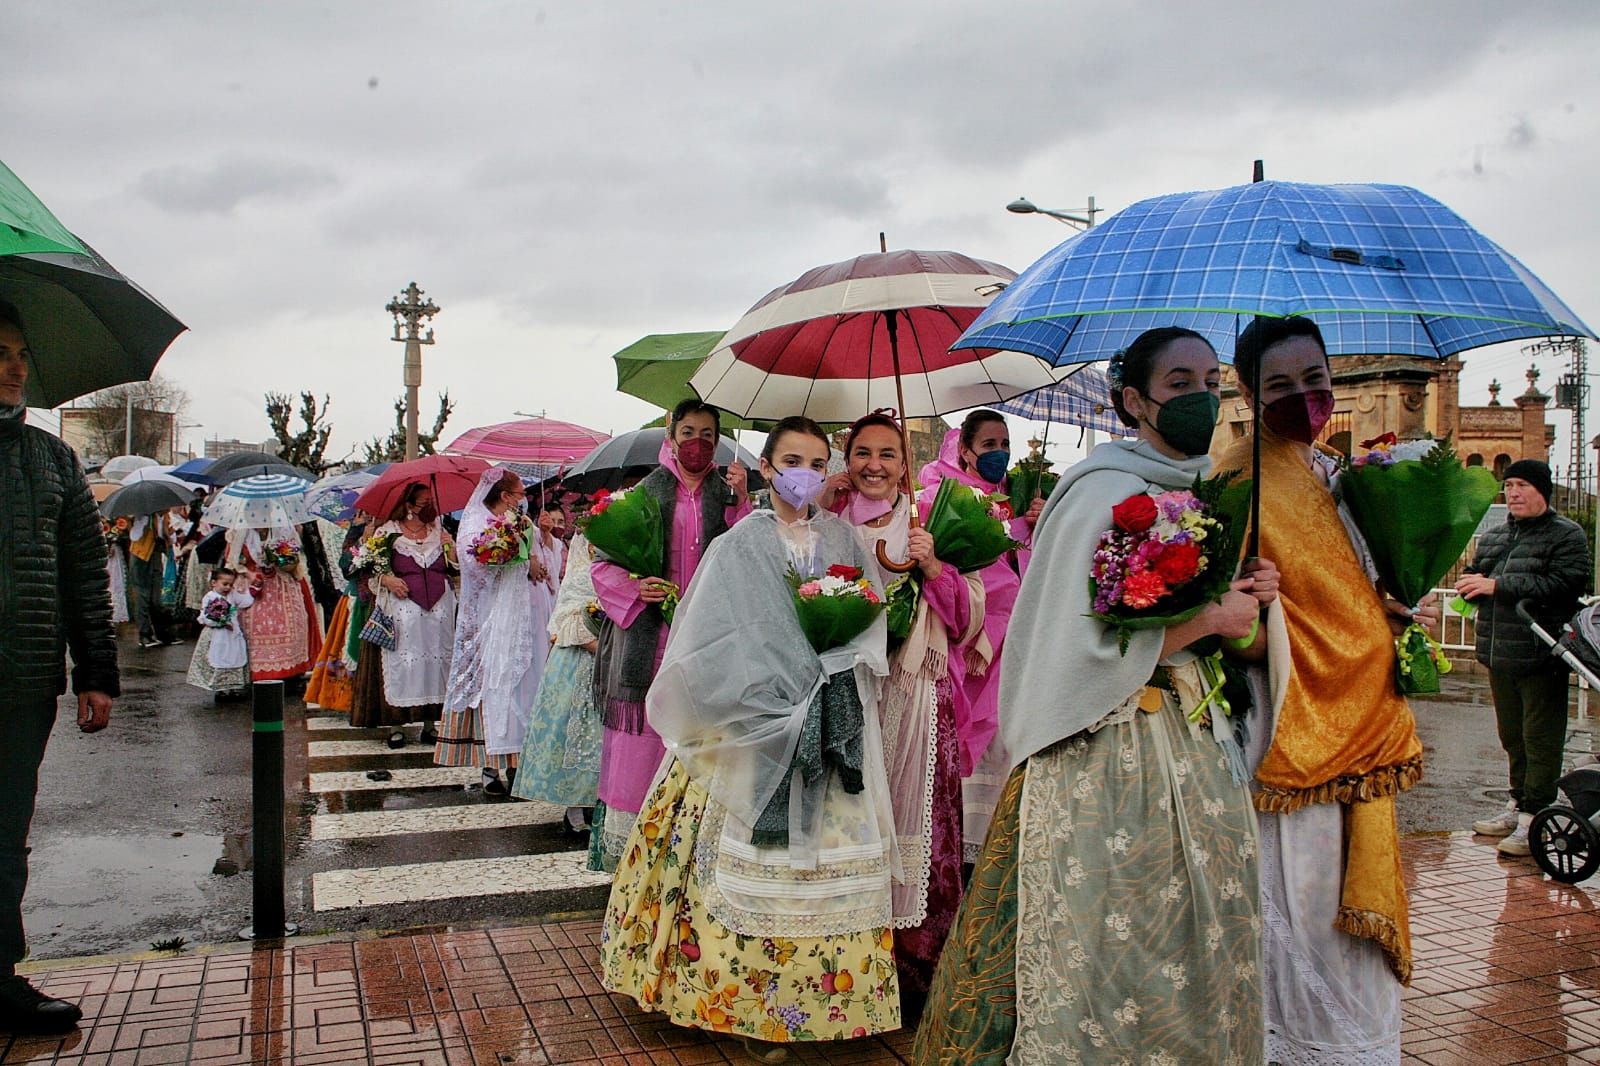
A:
205,451,314,485
553,428,763,495
100,479,192,518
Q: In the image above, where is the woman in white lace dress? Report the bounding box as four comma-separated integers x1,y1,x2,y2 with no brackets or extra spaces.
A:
916,328,1278,1065
350,482,457,743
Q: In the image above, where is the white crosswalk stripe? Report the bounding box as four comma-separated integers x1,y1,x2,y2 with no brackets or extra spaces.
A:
313,852,610,911
304,719,601,913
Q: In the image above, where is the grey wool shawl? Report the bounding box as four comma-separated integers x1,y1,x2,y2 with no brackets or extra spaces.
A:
998,439,1211,770
594,463,733,733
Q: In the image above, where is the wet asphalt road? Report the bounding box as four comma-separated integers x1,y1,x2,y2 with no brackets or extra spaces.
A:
18,633,1576,962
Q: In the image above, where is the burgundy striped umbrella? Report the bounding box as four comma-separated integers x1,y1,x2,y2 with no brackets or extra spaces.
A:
442,416,609,476
688,249,1074,423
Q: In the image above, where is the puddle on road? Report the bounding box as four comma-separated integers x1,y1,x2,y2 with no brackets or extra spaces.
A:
26,831,228,956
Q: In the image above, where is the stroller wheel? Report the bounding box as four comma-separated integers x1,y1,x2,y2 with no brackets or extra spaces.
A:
1530,805,1600,883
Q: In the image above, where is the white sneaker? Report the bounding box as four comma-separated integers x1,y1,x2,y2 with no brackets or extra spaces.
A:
1497,813,1534,857
1474,801,1519,837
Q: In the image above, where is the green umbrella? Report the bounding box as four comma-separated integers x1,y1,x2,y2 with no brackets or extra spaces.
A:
613,331,847,432
0,159,186,407
0,160,89,258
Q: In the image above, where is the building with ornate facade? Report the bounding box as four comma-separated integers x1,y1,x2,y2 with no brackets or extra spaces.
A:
1217,356,1555,475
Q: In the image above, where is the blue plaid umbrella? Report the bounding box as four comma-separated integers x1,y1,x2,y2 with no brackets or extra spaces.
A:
304,470,380,525
993,365,1132,439
959,180,1593,365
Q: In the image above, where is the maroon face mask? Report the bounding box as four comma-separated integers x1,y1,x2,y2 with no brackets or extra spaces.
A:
676,437,716,475
1261,389,1335,444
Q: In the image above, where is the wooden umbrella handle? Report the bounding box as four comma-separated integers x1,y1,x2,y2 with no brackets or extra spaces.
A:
875,448,921,575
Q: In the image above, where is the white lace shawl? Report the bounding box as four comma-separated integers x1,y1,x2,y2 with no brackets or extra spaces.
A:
549,533,598,647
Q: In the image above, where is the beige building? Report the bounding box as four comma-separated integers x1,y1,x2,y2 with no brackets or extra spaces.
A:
1217,355,1554,473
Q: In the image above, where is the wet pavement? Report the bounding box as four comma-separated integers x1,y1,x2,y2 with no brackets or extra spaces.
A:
3,833,1596,1064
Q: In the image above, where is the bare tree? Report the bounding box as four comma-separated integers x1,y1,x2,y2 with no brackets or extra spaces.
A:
362,391,455,465
75,377,190,459
265,391,335,476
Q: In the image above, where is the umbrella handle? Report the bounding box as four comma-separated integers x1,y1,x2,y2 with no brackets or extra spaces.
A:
875,483,921,575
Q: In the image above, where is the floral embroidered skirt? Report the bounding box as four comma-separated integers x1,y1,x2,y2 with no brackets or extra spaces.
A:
916,697,1263,1065
600,758,901,1045
512,645,601,806
186,629,247,693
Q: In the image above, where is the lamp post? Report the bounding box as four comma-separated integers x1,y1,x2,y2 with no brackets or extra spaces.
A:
1006,195,1100,229
387,282,439,462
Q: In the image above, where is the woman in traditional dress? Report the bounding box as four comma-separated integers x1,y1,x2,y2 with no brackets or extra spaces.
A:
513,524,602,832
915,413,1043,860
827,411,982,1019
435,469,537,794
526,500,566,696
230,525,321,682
1213,316,1427,1066
350,483,456,744
588,400,750,871
916,327,1278,1065
601,416,901,1051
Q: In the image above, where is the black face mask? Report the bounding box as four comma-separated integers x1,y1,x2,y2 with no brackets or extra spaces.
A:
413,504,439,524
1141,391,1221,457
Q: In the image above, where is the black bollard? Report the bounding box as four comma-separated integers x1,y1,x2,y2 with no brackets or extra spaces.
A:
241,680,296,940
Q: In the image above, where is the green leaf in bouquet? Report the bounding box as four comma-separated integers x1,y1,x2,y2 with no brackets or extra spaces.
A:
885,574,919,641
583,488,667,582
1008,462,1059,516
922,477,1021,573
1395,620,1449,694
1339,437,1500,607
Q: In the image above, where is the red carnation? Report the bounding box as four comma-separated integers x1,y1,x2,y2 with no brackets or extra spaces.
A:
1152,541,1203,586
1111,494,1158,533
1360,432,1398,450
1120,570,1169,609
826,564,864,581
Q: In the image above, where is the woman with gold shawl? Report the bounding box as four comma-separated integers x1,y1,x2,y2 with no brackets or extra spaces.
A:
1214,315,1427,1066
916,327,1277,1064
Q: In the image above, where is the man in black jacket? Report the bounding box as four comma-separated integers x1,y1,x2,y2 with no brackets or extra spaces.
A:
1457,459,1591,857
0,304,119,1033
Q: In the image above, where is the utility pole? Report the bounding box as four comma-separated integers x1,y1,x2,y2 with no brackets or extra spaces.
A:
1529,336,1589,500
124,391,133,455
386,282,439,462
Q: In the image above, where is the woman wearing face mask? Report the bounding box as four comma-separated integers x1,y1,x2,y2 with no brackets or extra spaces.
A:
1213,316,1425,1066
601,415,901,1050
915,411,1041,862
916,327,1277,1065
587,400,751,872
350,482,458,746
832,410,979,1019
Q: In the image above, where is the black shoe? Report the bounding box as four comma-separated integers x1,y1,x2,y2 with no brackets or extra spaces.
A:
482,772,509,798
386,730,407,750
419,725,439,744
0,975,82,1034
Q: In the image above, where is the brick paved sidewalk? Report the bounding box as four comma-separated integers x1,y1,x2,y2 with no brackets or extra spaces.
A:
4,833,1599,1065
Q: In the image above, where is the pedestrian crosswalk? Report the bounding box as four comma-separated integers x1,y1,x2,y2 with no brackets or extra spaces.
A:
302,715,607,915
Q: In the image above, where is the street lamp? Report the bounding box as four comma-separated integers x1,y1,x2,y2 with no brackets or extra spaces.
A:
1006,195,1100,229
387,282,439,462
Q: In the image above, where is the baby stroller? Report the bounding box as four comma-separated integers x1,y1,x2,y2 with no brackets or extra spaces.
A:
1522,600,1600,883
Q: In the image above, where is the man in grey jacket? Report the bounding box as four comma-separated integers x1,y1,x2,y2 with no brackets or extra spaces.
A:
1457,459,1591,856
0,303,119,1033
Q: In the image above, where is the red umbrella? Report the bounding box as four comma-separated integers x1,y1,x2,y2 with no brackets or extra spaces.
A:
443,417,609,467
353,454,491,519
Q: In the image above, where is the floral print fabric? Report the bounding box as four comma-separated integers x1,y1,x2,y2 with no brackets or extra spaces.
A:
600,759,901,1044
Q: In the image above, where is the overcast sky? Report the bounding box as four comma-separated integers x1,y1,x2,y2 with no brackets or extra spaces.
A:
7,1,1599,471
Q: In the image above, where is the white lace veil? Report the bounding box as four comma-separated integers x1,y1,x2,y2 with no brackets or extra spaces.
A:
443,468,536,753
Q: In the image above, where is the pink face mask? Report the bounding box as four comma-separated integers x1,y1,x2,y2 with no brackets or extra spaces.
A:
1261,389,1335,444
676,437,716,475
848,490,894,525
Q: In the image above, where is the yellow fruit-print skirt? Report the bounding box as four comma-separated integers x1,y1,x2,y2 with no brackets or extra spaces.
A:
599,758,901,1044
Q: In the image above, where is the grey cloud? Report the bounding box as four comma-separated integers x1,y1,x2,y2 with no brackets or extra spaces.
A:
132,156,340,214
1507,116,1537,150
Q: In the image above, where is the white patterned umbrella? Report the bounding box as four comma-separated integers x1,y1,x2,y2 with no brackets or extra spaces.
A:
205,473,312,530
100,454,159,483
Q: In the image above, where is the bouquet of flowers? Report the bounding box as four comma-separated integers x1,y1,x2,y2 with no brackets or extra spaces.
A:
468,511,532,568
102,516,129,547
583,600,607,638
581,487,678,622
788,564,884,654
1089,472,1253,653
1008,459,1059,517
921,478,1021,573
200,596,236,629
1339,434,1500,693
263,538,300,570
349,530,399,576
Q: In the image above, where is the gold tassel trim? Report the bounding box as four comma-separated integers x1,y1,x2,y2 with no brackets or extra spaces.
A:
1335,905,1412,986
1253,756,1423,815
